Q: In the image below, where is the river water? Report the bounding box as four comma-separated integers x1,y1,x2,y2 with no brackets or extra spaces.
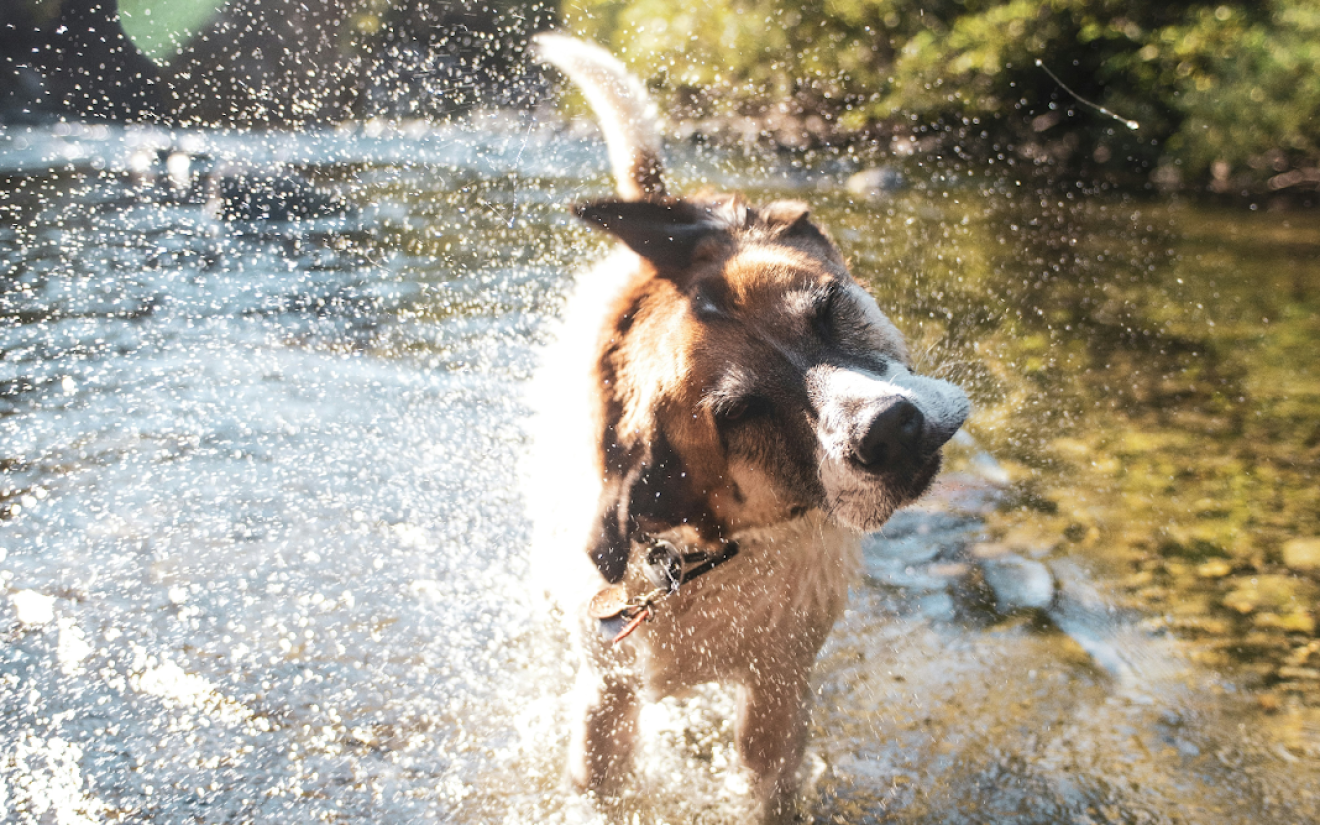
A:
2,120,1318,823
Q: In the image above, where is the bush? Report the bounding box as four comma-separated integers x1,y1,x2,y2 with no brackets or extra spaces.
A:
565,0,1320,192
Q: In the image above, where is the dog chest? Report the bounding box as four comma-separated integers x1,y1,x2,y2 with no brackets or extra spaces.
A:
621,515,861,695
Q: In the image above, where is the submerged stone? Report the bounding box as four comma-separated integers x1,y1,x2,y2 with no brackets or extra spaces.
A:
208,167,352,222
845,166,906,199
981,554,1056,613
1282,538,1320,572
1197,559,1233,578
1253,610,1317,634
1222,575,1309,615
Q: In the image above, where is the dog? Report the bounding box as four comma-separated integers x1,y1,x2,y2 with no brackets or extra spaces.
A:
524,34,971,823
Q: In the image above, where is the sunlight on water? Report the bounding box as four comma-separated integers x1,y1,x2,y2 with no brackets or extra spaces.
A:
2,120,1318,823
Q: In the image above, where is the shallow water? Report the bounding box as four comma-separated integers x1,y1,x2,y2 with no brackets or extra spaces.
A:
2,121,1318,823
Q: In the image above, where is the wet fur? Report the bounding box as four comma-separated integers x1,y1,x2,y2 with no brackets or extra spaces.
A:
526,34,970,823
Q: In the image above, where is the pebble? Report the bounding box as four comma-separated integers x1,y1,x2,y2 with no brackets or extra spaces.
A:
1282,537,1320,572
863,512,978,592
1223,574,1304,614
845,166,906,199
1197,559,1233,578
981,554,1056,612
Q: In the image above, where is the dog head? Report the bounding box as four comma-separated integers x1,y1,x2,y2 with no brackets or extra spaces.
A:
579,197,970,581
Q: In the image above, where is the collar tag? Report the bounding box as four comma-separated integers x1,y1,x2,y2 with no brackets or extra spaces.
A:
588,584,631,620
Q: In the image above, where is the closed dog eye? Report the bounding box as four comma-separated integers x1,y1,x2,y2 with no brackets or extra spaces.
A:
811,288,838,341
715,394,774,424
815,289,902,367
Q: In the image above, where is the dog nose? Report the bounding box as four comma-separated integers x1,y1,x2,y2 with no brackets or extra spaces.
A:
854,399,925,468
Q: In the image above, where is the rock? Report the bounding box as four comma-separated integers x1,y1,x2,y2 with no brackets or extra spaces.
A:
1197,559,1233,578
207,163,352,222
981,554,1055,613
862,511,980,592
1254,610,1317,634
1282,538,1320,572
845,166,906,199
864,558,964,593
1277,665,1320,681
1223,575,1303,615
916,592,957,622
1045,559,1136,681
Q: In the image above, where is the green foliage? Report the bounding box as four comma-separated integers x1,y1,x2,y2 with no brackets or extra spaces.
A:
567,0,952,116
1151,2,1320,180
566,0,1320,189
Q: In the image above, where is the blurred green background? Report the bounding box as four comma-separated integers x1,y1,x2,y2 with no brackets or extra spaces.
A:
117,0,228,59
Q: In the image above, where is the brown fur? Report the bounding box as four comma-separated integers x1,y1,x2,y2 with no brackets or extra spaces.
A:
528,34,970,823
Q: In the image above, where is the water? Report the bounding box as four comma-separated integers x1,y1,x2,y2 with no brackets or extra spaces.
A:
2,121,1318,823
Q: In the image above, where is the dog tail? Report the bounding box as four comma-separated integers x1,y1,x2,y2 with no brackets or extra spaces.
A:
532,33,666,201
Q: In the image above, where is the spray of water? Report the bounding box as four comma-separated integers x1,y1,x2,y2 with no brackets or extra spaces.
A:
1035,59,1140,131
3,7,1318,825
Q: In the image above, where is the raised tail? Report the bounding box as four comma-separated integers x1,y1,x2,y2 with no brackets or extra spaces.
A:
531,33,666,201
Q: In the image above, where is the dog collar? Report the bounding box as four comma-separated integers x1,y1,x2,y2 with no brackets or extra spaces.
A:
588,533,740,644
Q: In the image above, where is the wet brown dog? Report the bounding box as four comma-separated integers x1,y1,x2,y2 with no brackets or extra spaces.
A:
525,34,970,822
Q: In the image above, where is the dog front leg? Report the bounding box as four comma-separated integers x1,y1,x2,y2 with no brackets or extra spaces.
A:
567,667,639,798
736,672,811,824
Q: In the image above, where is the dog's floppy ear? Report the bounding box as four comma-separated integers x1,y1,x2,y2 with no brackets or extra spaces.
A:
575,200,716,272
760,199,832,245
760,199,813,230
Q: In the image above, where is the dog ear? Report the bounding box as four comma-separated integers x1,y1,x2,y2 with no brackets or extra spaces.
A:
574,200,717,272
760,199,832,245
586,423,712,582
760,199,812,229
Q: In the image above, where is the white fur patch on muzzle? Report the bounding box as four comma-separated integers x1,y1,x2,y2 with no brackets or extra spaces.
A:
809,364,971,530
